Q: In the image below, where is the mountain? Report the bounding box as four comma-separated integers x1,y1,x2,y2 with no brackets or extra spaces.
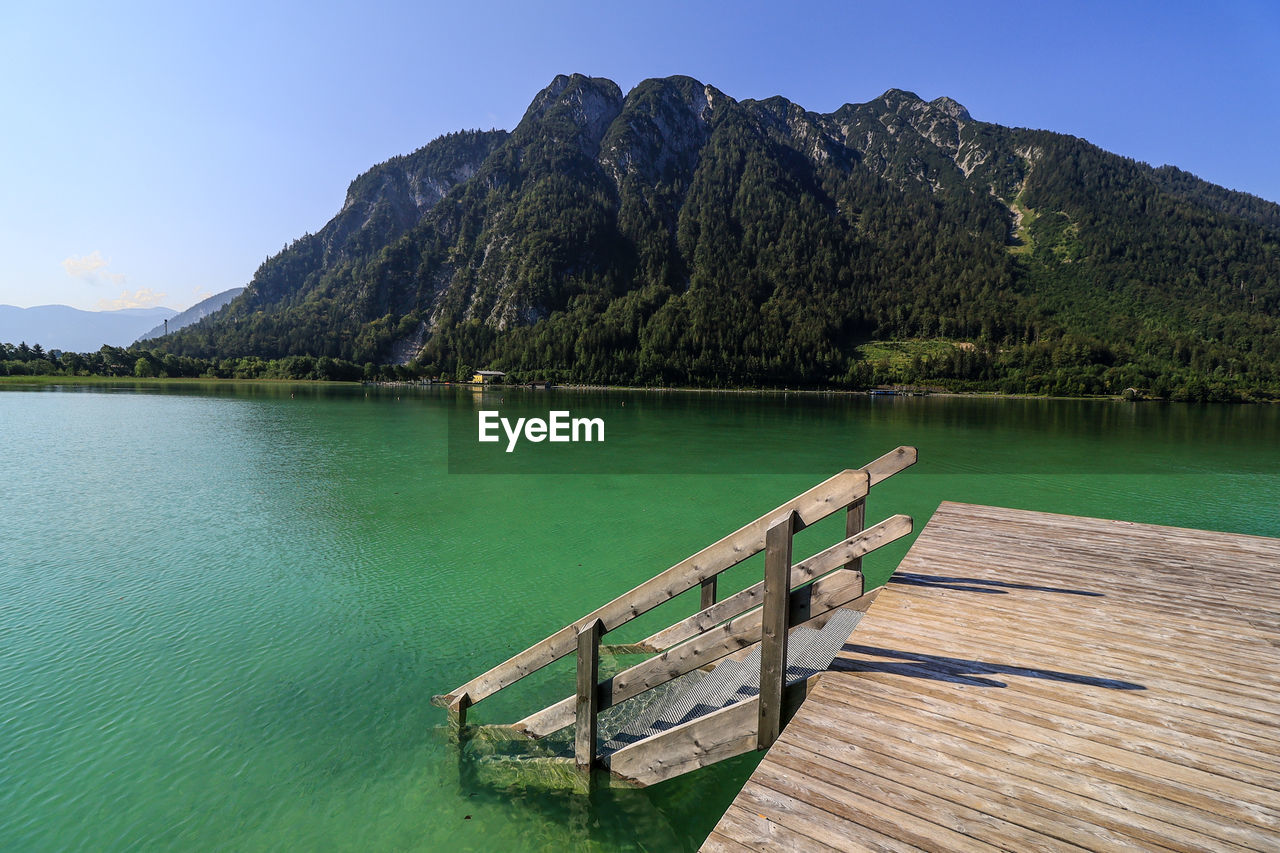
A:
0,304,177,352
156,74,1280,397
136,287,244,342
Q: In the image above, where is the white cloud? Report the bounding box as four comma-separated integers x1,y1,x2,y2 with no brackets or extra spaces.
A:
96,288,169,310
62,250,130,293
62,250,110,278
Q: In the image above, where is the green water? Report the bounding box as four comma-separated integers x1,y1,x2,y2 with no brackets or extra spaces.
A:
1,384,1277,850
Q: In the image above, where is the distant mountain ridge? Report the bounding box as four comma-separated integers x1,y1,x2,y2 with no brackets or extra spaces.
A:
136,288,244,342
0,304,177,352
155,74,1280,395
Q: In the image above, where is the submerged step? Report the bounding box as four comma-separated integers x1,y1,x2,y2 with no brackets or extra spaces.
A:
600,608,864,757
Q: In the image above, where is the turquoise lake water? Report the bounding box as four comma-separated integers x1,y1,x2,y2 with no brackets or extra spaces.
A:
1,383,1277,850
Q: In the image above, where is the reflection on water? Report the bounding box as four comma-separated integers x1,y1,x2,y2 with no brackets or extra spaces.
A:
0,384,1276,850
443,387,1280,475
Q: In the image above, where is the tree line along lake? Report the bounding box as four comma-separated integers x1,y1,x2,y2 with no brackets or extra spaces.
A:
1,382,1276,851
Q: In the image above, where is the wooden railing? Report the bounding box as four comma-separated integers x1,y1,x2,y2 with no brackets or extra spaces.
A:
511,514,911,740
433,446,916,783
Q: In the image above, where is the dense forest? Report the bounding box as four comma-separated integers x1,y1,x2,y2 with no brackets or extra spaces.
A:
133,75,1280,400
0,341,396,382
4,331,1271,403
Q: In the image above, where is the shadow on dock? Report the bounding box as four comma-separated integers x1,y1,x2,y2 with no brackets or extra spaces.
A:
834,644,1146,690
888,572,1104,596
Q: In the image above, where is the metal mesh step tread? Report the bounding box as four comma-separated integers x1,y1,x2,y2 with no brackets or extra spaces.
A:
600,608,864,756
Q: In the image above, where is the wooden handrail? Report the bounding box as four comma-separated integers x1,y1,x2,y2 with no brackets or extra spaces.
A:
433,446,916,712
435,472,863,709
636,514,912,652
512,516,912,738
857,446,917,488
515,569,866,739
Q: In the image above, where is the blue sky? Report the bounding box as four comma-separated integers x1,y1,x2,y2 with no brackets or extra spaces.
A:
2,0,1277,312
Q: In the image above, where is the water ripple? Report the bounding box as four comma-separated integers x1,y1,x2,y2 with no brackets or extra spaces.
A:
1,386,1276,851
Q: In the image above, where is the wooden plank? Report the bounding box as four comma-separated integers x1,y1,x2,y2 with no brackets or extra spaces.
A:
758,511,795,750
516,570,867,738
835,627,1280,778
913,504,1279,558
609,693,758,787
609,674,820,787
874,579,1280,682
435,461,889,708
825,663,1280,822
792,693,1274,850
886,512,1280,642
727,788,919,853
736,763,1005,853
639,514,911,651
853,597,1280,715
776,720,1257,853
893,542,1280,626
903,532,1280,598
928,502,1280,553
754,751,1058,853
574,618,603,770
848,592,1280,702
907,503,1280,605
714,805,843,852
816,669,1280,841
872,583,1280,677
698,830,758,853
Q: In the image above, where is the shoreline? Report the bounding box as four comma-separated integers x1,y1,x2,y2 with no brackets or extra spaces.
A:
448,381,1260,404
2,373,1274,404
0,375,360,386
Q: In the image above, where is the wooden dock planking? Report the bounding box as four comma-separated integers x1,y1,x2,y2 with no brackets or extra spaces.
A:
704,502,1280,852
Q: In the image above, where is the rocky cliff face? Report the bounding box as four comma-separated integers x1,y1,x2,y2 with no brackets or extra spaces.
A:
325,136,494,264
239,129,507,308
159,73,1280,375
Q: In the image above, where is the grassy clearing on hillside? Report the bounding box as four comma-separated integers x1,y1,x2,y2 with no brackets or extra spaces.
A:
1007,192,1037,256
855,339,969,372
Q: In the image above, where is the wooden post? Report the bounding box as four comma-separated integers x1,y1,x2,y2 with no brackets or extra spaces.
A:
575,618,604,772
845,496,866,573
448,692,472,733
700,575,717,611
758,511,795,750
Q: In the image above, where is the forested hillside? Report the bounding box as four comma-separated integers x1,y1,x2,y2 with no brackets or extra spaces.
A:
152,74,1280,400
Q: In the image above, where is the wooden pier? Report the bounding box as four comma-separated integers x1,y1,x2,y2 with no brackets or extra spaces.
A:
703,502,1280,852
